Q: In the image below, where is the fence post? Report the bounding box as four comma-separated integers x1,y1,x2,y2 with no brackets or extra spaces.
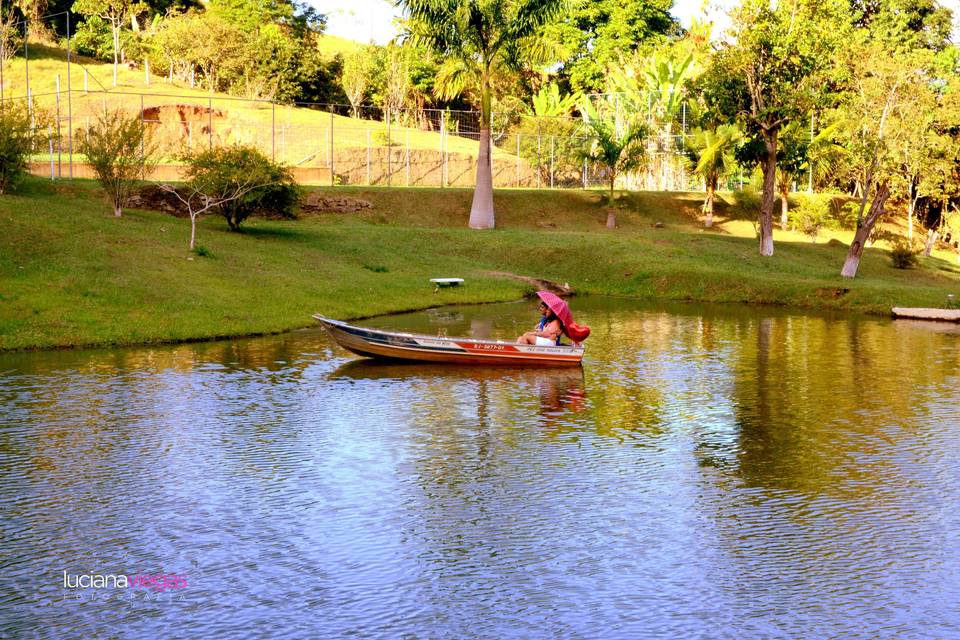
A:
516,133,520,188
329,109,335,187
84,68,88,93
440,111,446,188
48,126,54,180
405,129,410,187
168,62,172,83
550,135,554,189
55,75,61,178
808,112,814,193
208,97,213,148
386,108,391,188
366,129,371,185
23,26,29,100
145,58,150,86
66,13,73,179
582,157,587,189
271,101,275,160
140,94,145,179
536,124,541,189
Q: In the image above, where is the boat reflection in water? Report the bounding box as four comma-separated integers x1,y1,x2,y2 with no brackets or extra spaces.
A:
330,360,587,427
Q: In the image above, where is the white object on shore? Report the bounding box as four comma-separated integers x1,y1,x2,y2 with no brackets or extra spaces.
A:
431,278,464,292
892,307,960,322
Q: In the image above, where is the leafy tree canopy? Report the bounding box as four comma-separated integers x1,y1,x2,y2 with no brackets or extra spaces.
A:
849,0,953,52
543,0,681,94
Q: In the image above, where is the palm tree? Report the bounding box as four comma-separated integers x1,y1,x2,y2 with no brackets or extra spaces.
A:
685,124,741,227
401,0,567,229
580,99,648,229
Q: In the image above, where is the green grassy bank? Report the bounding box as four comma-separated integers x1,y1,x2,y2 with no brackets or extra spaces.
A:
2,179,959,351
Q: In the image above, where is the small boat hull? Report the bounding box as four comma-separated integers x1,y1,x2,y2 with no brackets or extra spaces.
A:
314,315,584,366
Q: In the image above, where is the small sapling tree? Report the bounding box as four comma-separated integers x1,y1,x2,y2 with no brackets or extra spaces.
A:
169,145,296,251
79,108,158,217
579,99,648,228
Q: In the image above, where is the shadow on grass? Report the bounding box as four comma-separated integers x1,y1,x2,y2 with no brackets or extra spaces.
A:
234,224,314,241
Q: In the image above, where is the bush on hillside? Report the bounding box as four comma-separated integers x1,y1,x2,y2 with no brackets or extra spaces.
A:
180,145,299,230
0,101,47,195
889,239,919,269
790,193,835,241
79,108,159,217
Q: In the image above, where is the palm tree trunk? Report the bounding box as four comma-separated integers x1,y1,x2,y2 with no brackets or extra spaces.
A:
704,176,716,228
468,68,494,229
606,173,616,228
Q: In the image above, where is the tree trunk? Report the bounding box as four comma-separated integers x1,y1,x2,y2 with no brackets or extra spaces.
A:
469,127,494,229
468,69,494,229
759,129,778,256
112,26,119,87
924,229,938,257
908,197,915,240
190,215,197,251
841,181,890,278
114,204,122,217
704,176,715,228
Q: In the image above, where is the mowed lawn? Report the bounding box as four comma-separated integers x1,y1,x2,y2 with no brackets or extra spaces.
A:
1,179,959,350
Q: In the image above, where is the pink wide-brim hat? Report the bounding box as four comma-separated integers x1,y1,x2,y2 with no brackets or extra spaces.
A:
535,290,590,342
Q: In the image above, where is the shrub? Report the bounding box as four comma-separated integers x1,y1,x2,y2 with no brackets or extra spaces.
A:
0,101,46,195
180,145,299,230
889,239,918,269
79,108,158,217
372,131,399,147
790,193,834,241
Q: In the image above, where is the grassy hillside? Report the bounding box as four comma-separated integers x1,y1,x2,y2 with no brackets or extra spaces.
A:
1,178,958,351
2,44,500,161
316,34,364,57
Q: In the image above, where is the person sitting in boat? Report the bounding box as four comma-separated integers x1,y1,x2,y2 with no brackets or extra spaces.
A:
517,300,563,346
517,290,592,347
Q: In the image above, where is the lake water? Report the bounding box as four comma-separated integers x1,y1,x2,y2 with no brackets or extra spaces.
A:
1,298,959,638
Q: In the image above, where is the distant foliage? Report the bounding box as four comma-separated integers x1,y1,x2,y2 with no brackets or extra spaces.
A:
0,101,47,195
181,145,299,230
79,108,158,217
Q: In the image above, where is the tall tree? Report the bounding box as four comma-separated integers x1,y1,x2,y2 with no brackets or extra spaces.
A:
341,48,372,118
701,0,846,256
74,0,147,86
402,0,567,229
837,41,933,278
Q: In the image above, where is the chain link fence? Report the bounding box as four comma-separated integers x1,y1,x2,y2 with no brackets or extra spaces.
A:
2,12,698,190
